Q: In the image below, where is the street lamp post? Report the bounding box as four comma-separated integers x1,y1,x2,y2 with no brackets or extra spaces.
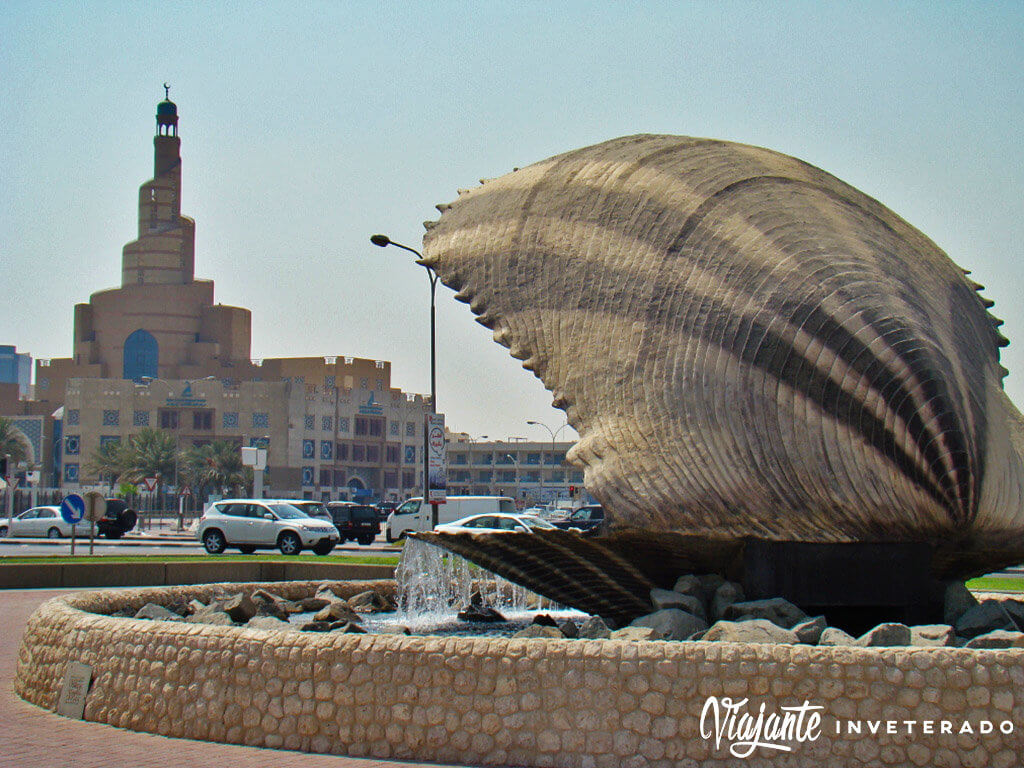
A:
371,234,439,526
526,419,570,506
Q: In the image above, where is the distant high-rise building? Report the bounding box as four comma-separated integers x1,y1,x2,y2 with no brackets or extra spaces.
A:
0,345,31,398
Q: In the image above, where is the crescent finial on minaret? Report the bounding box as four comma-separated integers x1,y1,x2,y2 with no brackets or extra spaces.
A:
163,82,170,99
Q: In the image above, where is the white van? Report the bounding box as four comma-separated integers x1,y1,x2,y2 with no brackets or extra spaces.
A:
385,495,516,541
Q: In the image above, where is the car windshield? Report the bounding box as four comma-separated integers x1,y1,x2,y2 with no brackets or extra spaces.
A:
521,515,558,530
571,507,595,521
266,503,309,519
293,502,330,519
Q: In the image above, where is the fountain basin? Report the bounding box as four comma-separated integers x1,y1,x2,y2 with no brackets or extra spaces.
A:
16,580,1024,767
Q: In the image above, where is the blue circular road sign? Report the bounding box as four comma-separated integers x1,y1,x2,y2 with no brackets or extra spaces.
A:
60,494,86,525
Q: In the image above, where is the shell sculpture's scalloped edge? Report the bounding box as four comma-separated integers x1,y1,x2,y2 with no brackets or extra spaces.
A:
420,134,1024,579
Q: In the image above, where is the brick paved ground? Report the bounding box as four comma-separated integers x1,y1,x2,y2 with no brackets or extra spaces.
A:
1,589,481,768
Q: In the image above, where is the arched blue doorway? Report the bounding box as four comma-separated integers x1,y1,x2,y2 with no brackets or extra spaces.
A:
123,329,158,380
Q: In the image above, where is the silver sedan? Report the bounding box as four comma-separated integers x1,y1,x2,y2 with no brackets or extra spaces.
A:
0,506,78,538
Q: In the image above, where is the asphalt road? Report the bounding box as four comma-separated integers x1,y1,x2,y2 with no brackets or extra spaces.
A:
0,535,400,558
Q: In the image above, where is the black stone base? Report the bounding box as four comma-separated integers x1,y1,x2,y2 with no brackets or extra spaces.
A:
741,539,944,635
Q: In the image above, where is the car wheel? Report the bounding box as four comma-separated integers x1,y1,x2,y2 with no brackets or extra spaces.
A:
47,527,62,539
357,534,374,546
203,529,227,554
105,531,123,539
385,529,395,543
312,541,334,556
0,525,7,538
238,546,256,554
278,531,302,556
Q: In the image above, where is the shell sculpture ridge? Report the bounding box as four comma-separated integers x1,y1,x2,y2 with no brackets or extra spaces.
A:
419,135,1024,613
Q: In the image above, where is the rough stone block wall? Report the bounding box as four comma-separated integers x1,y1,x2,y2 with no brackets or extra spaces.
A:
15,582,1024,767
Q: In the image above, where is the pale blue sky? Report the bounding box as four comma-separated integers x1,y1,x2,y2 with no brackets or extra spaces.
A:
2,2,1023,440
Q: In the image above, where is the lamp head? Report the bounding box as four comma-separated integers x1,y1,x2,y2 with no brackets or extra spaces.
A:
370,234,391,247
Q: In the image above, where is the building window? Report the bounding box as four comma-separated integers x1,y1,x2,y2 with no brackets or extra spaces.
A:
497,454,516,465
322,416,332,432
302,439,315,459
384,471,397,488
525,470,540,483
102,409,120,427
64,463,79,482
352,444,366,462
336,442,349,461
355,417,367,436
325,375,335,388
366,445,380,462
402,470,416,488
100,435,121,448
304,414,315,431
360,378,368,389
252,412,269,429
159,409,179,430
376,379,383,391
250,436,269,449
66,409,80,426
551,471,565,482
301,467,314,486
222,411,239,429
526,453,541,465
405,421,415,437
478,470,492,483
479,453,493,465
193,411,213,430
39,377,50,390
452,453,467,465
339,417,350,433
133,410,150,427
319,468,332,486
333,469,345,486
570,471,584,483
545,452,566,465
386,444,400,463
65,435,80,455
321,441,333,460
390,421,399,436
499,470,516,483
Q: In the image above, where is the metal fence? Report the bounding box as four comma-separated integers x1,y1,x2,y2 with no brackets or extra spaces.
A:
1,487,203,532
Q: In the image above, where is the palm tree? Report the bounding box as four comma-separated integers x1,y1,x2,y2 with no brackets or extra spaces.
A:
0,417,30,467
86,439,132,490
181,440,247,497
120,428,178,496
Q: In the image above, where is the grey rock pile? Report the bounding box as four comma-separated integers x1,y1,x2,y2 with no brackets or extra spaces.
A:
130,582,395,634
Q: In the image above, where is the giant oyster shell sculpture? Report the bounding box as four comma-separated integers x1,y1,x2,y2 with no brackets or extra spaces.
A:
417,135,1024,611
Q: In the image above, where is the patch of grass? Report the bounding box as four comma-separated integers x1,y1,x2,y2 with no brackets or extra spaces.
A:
966,576,1024,593
0,554,400,566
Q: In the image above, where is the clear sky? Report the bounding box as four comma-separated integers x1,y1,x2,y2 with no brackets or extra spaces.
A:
3,2,1023,442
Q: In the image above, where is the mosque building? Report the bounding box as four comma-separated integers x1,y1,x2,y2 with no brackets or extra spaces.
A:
32,90,431,501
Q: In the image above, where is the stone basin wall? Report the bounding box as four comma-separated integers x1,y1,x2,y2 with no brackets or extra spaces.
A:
15,581,1024,768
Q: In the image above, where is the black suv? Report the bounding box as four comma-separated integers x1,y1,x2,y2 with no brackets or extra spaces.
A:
327,503,381,545
97,499,138,539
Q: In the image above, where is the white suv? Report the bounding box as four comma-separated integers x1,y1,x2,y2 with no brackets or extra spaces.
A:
196,499,340,556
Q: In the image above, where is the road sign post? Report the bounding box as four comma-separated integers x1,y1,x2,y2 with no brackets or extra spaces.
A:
84,491,106,556
61,494,86,557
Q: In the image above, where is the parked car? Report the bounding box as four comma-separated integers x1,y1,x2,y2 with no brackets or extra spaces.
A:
195,499,339,555
327,502,380,545
550,504,605,535
0,506,76,538
97,498,138,539
435,512,559,534
386,496,517,541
